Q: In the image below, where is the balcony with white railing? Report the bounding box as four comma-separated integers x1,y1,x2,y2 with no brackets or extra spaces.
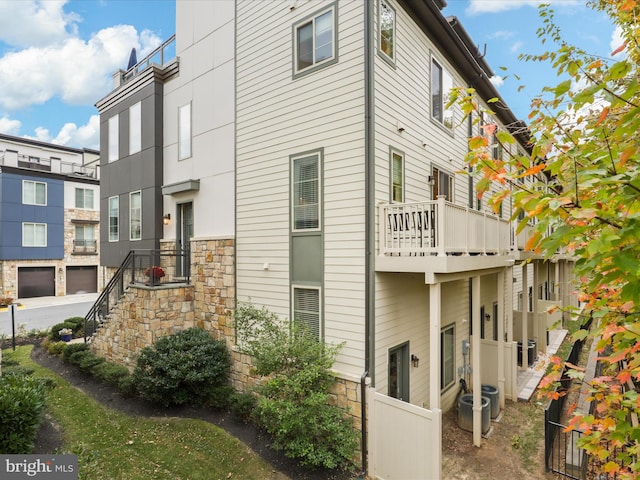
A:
377,197,515,274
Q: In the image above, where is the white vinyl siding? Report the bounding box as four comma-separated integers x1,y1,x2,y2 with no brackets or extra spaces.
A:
129,101,142,155
236,0,366,376
22,180,46,206
108,196,119,242
108,114,119,162
23,223,46,247
129,191,141,241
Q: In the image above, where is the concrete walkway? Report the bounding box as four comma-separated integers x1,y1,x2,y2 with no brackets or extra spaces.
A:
517,328,568,401
15,292,99,310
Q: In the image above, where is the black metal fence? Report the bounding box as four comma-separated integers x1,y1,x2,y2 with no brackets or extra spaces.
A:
84,249,189,340
544,317,593,479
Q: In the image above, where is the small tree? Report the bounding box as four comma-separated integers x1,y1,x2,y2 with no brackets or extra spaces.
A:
453,1,640,476
234,302,358,470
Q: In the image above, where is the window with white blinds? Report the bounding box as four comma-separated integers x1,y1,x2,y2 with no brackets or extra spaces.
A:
391,149,404,202
293,286,321,340
292,154,320,231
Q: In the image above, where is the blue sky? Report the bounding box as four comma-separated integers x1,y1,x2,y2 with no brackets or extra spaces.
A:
0,1,620,150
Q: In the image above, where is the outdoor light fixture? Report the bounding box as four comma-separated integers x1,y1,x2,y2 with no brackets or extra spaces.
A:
428,175,435,186
411,354,420,368
163,213,171,225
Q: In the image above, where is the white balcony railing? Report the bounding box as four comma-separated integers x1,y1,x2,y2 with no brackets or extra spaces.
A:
379,197,511,257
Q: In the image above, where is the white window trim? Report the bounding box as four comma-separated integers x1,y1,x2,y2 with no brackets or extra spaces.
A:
129,101,142,155
178,102,192,160
291,151,322,232
108,114,119,162
22,180,47,206
291,284,322,340
108,196,119,242
292,3,338,78
378,0,396,65
129,190,142,241
75,187,94,210
441,323,455,391
22,222,47,247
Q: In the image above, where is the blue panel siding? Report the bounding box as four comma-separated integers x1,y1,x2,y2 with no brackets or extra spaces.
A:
0,172,64,260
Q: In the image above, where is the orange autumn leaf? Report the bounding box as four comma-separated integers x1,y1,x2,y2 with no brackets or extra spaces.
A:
524,163,546,176
617,370,632,384
618,147,635,168
620,0,636,11
595,106,610,126
611,43,627,56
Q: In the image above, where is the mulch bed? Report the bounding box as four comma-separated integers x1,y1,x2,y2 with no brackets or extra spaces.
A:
24,341,356,480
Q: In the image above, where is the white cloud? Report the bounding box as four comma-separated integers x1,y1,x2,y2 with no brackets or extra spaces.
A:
490,75,504,88
27,115,100,150
0,25,162,110
610,25,626,58
0,115,21,135
467,0,579,15
490,31,515,40
510,41,523,53
0,0,79,48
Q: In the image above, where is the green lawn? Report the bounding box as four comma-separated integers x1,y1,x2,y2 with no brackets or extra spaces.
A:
2,346,287,480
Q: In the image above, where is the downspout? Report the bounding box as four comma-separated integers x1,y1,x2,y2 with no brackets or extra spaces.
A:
362,0,375,477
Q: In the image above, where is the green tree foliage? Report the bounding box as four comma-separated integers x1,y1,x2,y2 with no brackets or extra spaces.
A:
453,2,640,476
234,302,358,470
132,328,231,407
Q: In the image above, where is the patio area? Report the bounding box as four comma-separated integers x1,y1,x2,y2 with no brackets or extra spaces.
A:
517,328,568,401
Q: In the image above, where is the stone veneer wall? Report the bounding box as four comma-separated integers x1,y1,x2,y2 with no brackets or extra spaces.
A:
90,285,197,369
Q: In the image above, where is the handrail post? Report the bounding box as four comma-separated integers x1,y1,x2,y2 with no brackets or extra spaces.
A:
437,196,446,256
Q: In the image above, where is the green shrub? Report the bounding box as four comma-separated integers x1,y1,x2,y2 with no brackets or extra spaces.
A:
229,392,257,423
68,350,105,373
61,343,88,362
45,340,67,357
206,385,235,409
92,362,130,387
0,374,47,453
47,316,85,341
234,302,359,470
131,328,231,407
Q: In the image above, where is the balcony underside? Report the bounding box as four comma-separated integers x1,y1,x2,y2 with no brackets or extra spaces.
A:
376,252,515,280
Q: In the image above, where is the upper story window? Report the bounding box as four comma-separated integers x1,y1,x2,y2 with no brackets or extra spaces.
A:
75,188,94,209
130,191,142,241
23,223,46,247
74,224,96,253
292,152,321,231
390,148,404,202
179,103,192,160
293,4,337,77
129,101,142,155
23,180,46,206
108,196,119,242
431,58,454,129
108,114,119,162
379,0,396,63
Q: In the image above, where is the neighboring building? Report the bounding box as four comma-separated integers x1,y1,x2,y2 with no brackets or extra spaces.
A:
0,133,101,299
92,1,577,479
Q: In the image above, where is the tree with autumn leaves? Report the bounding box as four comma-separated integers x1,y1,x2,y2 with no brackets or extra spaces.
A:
453,1,640,477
